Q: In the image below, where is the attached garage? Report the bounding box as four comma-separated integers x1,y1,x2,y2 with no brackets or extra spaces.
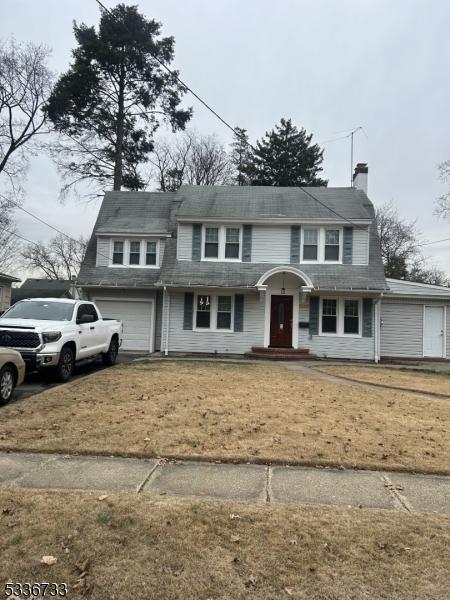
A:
95,298,154,352
381,279,450,360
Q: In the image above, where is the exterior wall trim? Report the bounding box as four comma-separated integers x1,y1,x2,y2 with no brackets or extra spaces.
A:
256,266,314,289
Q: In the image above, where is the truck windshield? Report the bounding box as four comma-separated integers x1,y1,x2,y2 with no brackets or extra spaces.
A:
2,301,74,321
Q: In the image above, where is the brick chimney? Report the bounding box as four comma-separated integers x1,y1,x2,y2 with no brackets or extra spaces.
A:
352,163,368,195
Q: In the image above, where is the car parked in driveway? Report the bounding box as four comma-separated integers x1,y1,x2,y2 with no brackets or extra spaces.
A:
0,299,123,382
0,347,25,405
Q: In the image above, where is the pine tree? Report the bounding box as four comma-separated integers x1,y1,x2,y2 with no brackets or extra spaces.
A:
45,4,191,193
229,127,252,186
244,118,327,187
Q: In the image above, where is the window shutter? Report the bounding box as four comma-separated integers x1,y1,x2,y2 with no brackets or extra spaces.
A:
309,296,319,336
290,225,300,263
343,227,353,264
242,225,252,262
192,224,202,261
183,292,194,330
234,294,244,331
362,298,373,337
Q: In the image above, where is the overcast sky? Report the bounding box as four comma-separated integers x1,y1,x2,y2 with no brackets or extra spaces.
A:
2,0,449,275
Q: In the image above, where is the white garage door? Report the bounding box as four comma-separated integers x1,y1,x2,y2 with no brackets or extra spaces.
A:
95,299,153,352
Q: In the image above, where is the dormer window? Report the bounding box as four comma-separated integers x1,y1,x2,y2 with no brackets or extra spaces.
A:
205,227,219,258
146,241,157,265
324,229,340,261
202,225,242,261
113,241,124,265
301,227,343,263
302,229,318,260
110,238,160,268
129,241,141,265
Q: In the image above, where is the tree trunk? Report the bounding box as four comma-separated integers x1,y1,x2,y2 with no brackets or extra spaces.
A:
113,64,125,191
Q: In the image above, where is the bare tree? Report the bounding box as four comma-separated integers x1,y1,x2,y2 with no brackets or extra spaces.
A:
0,196,21,273
376,201,449,285
0,39,52,184
21,234,87,280
435,160,450,220
375,201,419,279
149,131,233,191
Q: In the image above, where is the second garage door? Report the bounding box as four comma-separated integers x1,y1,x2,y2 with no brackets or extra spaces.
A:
95,299,154,352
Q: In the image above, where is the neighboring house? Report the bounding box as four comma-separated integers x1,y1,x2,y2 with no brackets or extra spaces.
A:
11,278,79,304
0,272,21,313
78,165,450,361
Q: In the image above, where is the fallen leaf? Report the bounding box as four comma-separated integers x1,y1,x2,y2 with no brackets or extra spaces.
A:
41,555,57,565
230,535,240,543
97,495,108,501
284,587,294,596
230,514,242,520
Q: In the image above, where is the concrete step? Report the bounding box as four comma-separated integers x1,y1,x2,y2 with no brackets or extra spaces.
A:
245,352,316,361
251,347,310,355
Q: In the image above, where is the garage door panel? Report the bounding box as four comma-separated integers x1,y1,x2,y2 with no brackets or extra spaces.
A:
95,299,153,352
381,302,423,357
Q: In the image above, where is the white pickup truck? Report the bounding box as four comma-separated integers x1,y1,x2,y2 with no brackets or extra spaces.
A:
0,299,123,382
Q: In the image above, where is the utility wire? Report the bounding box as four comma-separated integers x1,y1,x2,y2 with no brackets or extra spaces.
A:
417,236,450,247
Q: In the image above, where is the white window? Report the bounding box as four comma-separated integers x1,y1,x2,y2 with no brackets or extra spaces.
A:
194,293,234,331
129,241,141,265
319,297,362,337
321,298,337,333
112,241,124,265
110,239,160,268
301,227,343,263
324,229,340,261
302,228,318,261
204,228,219,258
202,225,242,261
146,242,157,265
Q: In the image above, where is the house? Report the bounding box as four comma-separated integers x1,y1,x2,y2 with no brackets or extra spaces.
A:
78,165,450,361
0,272,21,313
11,278,79,304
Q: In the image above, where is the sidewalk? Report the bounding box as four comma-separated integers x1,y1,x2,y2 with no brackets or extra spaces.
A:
1,451,449,515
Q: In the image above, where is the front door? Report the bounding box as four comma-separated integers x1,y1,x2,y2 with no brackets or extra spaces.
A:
423,306,445,357
270,295,293,347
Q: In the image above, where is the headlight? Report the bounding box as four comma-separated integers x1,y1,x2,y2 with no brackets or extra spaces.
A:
42,331,62,343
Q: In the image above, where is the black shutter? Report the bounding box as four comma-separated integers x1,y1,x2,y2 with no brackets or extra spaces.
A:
183,292,194,330
242,225,252,262
309,296,319,336
290,225,300,264
343,227,353,264
192,224,202,261
362,298,373,337
234,294,244,332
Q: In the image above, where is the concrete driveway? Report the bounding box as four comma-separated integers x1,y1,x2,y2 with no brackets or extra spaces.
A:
12,352,145,403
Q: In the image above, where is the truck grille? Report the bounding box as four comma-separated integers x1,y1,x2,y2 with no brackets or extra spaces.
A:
0,330,40,348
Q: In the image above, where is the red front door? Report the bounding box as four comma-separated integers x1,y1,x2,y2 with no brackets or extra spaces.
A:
270,295,293,347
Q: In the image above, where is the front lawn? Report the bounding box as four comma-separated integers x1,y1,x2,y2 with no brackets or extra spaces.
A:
316,365,450,397
0,361,448,474
1,489,449,599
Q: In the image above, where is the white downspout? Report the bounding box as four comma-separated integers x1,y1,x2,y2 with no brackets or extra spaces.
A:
164,286,170,356
374,294,383,363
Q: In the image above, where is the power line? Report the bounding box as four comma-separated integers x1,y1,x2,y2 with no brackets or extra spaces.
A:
418,236,450,247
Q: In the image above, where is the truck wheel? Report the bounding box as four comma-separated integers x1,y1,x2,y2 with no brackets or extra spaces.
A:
102,337,118,366
55,346,75,382
0,365,15,405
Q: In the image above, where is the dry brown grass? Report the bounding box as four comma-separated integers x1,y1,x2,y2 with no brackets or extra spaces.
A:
1,361,449,474
318,365,450,397
1,488,449,599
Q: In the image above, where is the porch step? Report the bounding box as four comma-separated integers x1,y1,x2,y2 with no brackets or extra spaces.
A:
251,347,311,355
245,347,315,361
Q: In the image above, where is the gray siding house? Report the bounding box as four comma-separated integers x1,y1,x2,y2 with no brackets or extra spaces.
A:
78,172,450,361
